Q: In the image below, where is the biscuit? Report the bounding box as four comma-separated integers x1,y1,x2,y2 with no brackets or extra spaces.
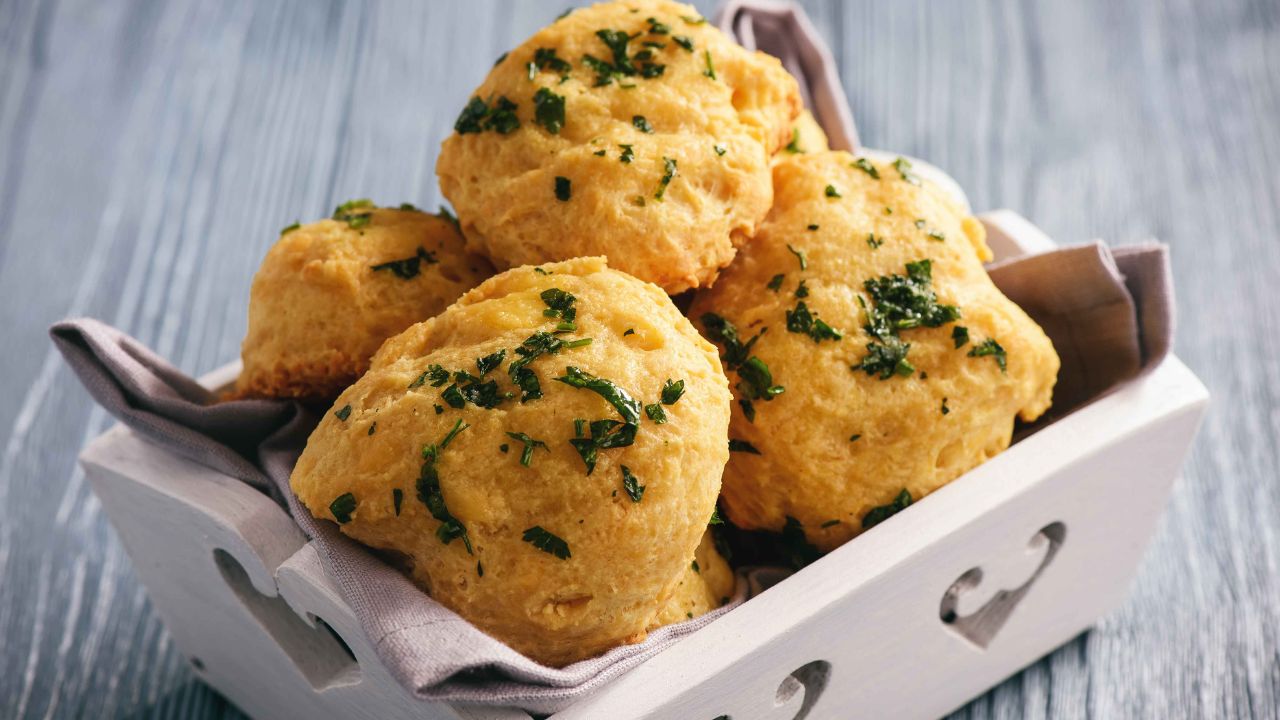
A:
290,256,731,666
436,0,801,294
688,152,1059,552
236,204,492,400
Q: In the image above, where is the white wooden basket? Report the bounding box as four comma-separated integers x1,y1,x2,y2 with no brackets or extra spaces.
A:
79,210,1208,720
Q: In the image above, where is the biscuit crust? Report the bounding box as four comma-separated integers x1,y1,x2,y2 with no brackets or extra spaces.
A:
290,257,731,666
436,0,801,294
689,153,1059,551
236,207,492,401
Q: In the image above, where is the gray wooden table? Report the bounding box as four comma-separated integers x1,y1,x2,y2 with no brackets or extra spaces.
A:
1,0,1276,717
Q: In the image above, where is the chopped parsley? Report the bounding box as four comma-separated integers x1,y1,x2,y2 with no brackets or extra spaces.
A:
928,229,946,242
555,176,572,201
505,431,549,466
786,243,808,270
508,330,586,402
849,433,862,442
437,205,461,230
476,349,506,375
409,364,450,389
852,260,960,379
621,465,645,502
454,96,520,134
821,519,841,528
645,16,670,34
852,157,880,179
417,419,473,552
702,50,716,79
593,149,606,156
584,29,665,86
952,326,970,348
784,127,803,154
370,247,438,279
393,488,403,516
692,559,700,572
709,508,724,525
682,14,706,25
644,403,667,423
280,222,300,235
368,422,377,436
334,405,352,421
532,47,572,75
825,184,841,198
556,366,641,423
941,397,950,415
892,156,921,185
633,115,654,133
329,493,356,524
713,143,726,156
767,273,785,291
533,87,566,134
655,156,678,200
661,378,685,404
866,233,883,249
522,526,570,559
700,313,783,407
673,34,694,51
795,280,809,298
729,438,761,454
567,419,637,474
862,488,912,529
619,143,634,163
808,224,819,231
785,301,844,343
623,328,635,336
968,338,1008,372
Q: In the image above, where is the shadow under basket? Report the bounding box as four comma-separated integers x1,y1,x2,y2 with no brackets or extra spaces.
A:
79,210,1209,720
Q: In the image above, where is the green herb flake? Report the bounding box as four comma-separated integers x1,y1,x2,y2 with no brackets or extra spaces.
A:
532,47,572,75
795,280,809,298
682,14,706,25
623,328,635,336
673,34,694,51
393,488,403,515
661,378,685,405
645,16,670,34
825,184,841,198
729,438,761,454
784,127,802,154
691,559,700,573
952,326,970,348
849,433,862,442
533,87,566,134
499,443,509,453
739,397,756,422
713,143,726,156
554,176,572,201
593,149,606,156
892,156,922,185
852,260,961,380
862,489,913,529
867,233,884,250
329,493,356,524
786,243,808,270
807,224,819,231
334,405,352,421
928,230,946,242
702,50,716,79
767,273,785,292
968,338,1008,373
619,143,634,163
522,526,571,559
505,431,549,466
418,419,473,552
785,300,843,343
434,404,444,414
371,247,438,279
941,397,951,415
368,422,377,436
644,403,667,423
852,157,880,179
709,508,724,525
555,366,641,423
574,418,586,437
332,198,374,225
621,465,645,502
477,560,484,577
655,156,678,200
820,519,841,528
280,222,301,235
454,96,520,134
633,115,654,133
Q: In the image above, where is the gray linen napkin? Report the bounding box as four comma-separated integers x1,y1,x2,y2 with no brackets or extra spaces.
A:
49,2,1176,713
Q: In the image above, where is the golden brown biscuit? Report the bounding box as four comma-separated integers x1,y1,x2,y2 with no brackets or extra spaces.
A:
779,109,830,157
688,152,1059,552
236,203,493,401
436,0,801,294
651,530,736,627
290,256,731,666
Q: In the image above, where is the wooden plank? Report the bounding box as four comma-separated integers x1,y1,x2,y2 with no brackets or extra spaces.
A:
0,0,1276,717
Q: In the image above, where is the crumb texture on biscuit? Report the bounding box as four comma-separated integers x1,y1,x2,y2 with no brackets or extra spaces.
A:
236,206,492,400
436,0,801,294
689,152,1059,552
290,257,731,666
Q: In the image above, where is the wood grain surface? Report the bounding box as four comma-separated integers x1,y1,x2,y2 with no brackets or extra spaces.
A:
0,0,1275,718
